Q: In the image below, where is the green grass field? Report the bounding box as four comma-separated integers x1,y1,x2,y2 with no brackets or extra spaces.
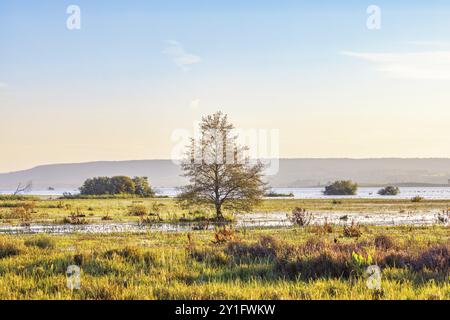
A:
0,197,448,300
0,225,448,299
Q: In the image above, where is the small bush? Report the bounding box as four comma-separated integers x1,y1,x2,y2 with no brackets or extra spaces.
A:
350,251,373,277
188,246,229,266
0,241,21,259
437,210,449,225
24,236,56,250
287,207,312,227
101,214,113,221
413,244,449,273
278,251,352,280
343,222,362,238
128,205,148,216
374,234,395,250
226,236,281,262
212,225,236,244
63,212,88,225
9,206,33,224
313,219,333,235
411,196,424,203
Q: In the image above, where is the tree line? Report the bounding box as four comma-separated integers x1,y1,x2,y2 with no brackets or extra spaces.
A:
79,176,154,197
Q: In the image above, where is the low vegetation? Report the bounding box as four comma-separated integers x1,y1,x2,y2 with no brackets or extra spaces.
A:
265,191,295,198
412,196,425,203
0,226,448,299
287,207,312,227
0,197,449,226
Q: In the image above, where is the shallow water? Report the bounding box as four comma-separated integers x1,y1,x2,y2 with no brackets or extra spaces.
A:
0,211,447,235
3,186,450,199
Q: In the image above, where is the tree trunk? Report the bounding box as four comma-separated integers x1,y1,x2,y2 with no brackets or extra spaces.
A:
215,201,224,221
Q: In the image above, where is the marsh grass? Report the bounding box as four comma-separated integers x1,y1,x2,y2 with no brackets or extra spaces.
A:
24,236,56,250
1,197,449,226
0,225,448,299
0,239,21,259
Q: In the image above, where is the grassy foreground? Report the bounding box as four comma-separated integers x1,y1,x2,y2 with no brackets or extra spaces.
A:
0,225,448,300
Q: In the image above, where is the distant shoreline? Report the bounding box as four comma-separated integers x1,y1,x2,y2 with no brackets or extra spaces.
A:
2,186,450,200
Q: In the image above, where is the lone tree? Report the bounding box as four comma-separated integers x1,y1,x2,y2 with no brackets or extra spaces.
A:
14,181,33,195
177,111,267,220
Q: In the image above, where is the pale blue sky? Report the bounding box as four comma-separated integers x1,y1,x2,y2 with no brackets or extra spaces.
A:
1,1,450,171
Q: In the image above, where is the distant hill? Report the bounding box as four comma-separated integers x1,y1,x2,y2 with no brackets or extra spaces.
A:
0,158,449,190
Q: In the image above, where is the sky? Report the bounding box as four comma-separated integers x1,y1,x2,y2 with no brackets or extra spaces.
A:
1,0,450,172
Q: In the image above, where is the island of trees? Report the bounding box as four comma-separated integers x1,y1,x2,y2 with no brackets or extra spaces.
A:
324,180,358,195
79,176,154,197
378,186,400,196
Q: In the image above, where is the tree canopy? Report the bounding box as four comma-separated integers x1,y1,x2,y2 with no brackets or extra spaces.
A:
79,176,154,197
378,186,400,196
324,180,358,196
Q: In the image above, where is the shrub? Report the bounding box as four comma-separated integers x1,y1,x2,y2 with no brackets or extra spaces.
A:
277,251,352,280
437,210,449,225
350,251,373,277
24,236,56,249
212,225,236,244
374,234,395,250
102,214,113,221
343,222,362,238
411,196,424,202
276,241,369,279
324,180,358,196
188,246,229,266
413,244,449,273
287,207,312,227
128,205,148,216
313,219,333,235
226,236,281,262
0,241,21,259
378,186,400,196
9,206,33,224
63,212,88,225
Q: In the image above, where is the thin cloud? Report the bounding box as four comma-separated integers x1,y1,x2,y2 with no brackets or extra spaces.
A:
405,41,450,47
341,50,450,80
163,40,201,71
0,82,7,88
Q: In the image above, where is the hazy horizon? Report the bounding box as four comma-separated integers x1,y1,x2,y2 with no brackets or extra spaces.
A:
4,156,450,175
2,1,450,172
2,158,450,190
